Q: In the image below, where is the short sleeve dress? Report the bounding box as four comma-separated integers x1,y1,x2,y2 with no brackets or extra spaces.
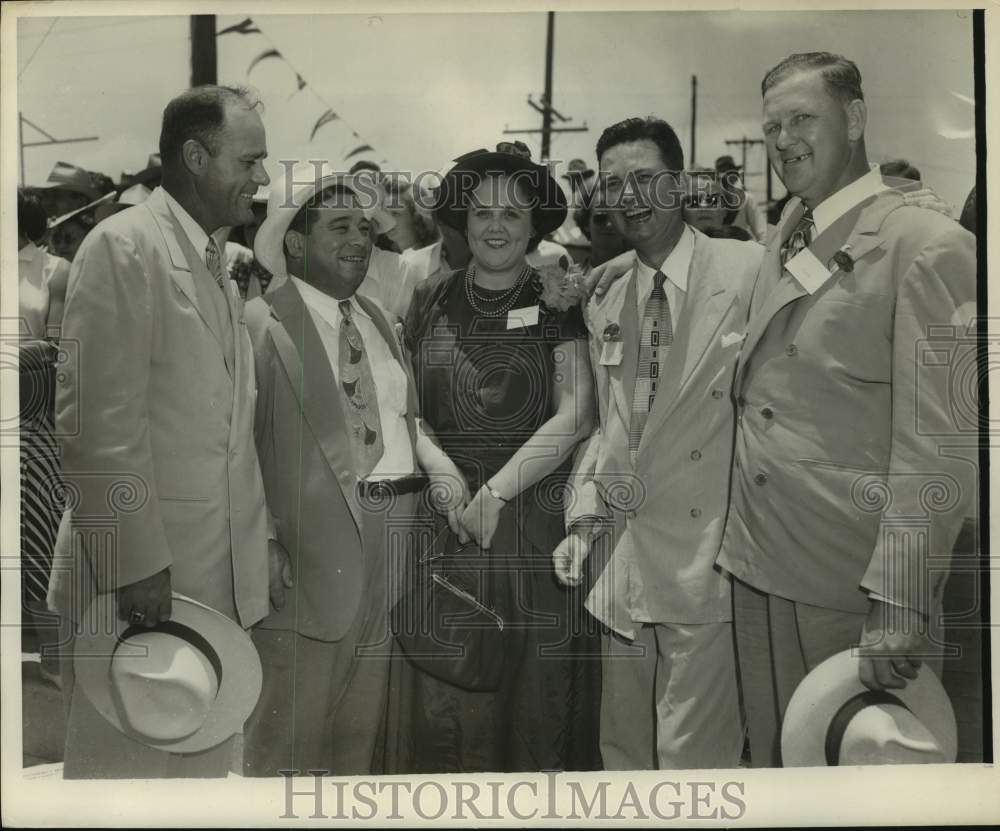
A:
382,267,602,773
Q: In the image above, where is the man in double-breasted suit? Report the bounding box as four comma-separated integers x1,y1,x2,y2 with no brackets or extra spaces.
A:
555,117,763,769
715,52,977,766
50,86,278,777
241,171,466,776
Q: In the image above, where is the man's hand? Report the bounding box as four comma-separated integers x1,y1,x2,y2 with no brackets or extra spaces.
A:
117,567,171,627
902,187,953,219
268,539,294,612
584,250,634,298
858,599,928,690
552,531,592,588
425,456,471,543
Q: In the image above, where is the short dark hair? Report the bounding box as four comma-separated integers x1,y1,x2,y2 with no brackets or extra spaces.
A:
596,117,685,171
159,85,260,166
761,52,864,104
700,223,753,242
879,159,921,181
18,188,48,243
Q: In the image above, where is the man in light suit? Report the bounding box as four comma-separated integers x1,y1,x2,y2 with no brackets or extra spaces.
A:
715,52,977,766
554,117,763,769
241,171,466,776
51,85,282,777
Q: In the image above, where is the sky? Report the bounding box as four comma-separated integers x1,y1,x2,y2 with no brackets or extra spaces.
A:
16,9,977,211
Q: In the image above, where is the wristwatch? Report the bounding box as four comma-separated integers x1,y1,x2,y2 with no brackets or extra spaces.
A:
483,483,509,504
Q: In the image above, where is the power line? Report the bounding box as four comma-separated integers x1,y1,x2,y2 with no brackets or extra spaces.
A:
17,17,58,79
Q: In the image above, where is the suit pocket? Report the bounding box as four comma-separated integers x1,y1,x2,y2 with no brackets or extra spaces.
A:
599,340,623,366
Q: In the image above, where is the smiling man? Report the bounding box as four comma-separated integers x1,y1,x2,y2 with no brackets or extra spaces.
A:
52,85,277,777
242,172,466,776
715,52,977,766
555,117,763,769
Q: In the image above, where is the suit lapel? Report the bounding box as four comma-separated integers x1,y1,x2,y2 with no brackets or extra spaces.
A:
145,188,229,361
267,281,363,534
737,189,900,386
602,262,639,429
639,235,735,447
738,199,809,374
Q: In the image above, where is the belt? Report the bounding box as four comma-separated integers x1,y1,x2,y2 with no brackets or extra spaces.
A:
357,474,428,500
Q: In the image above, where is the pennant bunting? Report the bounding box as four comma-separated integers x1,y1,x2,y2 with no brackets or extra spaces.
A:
218,18,261,36
248,48,282,75
345,145,375,159
309,109,340,142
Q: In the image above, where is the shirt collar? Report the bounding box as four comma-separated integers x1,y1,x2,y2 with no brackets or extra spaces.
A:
291,276,368,330
812,164,888,235
162,189,228,264
634,223,694,292
18,241,39,263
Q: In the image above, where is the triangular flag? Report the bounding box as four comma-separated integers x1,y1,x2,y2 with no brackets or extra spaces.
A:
309,109,340,142
247,48,282,75
218,18,260,36
345,145,375,159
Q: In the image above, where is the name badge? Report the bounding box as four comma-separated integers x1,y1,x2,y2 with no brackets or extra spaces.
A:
785,248,833,295
506,305,540,330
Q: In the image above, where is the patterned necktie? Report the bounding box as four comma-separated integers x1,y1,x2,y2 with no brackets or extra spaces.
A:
781,207,814,266
205,237,227,293
629,270,673,454
338,300,384,478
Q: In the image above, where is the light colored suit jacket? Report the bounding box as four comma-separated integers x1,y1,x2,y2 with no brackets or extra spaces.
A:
567,229,764,636
50,187,270,627
717,190,978,615
245,281,421,642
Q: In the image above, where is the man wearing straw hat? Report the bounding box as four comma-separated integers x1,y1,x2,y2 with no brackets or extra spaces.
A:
241,166,467,776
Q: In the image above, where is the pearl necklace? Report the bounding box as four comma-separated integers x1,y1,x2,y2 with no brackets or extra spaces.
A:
463,264,531,317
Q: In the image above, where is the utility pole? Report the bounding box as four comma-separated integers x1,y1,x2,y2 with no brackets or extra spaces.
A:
690,75,697,168
503,12,588,162
724,135,771,202
18,113,98,186
190,15,218,87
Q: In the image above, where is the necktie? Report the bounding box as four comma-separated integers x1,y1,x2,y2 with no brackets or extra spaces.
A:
781,208,814,266
338,300,384,478
205,238,227,293
629,270,672,454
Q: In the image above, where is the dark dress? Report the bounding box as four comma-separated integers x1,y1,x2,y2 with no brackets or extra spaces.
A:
381,268,602,773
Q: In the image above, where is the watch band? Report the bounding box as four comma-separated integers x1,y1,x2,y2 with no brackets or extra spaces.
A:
484,484,509,504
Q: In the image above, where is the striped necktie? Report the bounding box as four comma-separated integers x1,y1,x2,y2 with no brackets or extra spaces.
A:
338,300,384,478
781,208,814,266
629,270,673,454
205,238,227,293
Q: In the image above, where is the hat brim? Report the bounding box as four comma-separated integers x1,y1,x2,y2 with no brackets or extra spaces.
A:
38,181,102,203
255,172,394,278
48,191,116,230
75,592,262,754
780,649,957,767
435,151,568,237
561,169,595,180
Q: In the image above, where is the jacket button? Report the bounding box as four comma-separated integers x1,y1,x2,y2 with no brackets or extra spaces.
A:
626,510,637,520
690,508,702,518
711,389,724,399
754,472,768,485
786,344,798,357
690,450,702,461
761,407,774,420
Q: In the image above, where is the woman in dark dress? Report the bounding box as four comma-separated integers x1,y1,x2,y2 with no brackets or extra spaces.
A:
384,143,602,773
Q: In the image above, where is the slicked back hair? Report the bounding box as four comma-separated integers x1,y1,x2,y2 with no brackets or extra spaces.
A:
159,84,260,167
761,52,864,104
596,117,685,172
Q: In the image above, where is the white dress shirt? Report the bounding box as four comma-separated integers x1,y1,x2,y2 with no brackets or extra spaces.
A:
292,277,416,480
633,223,694,324
812,164,889,236
162,189,229,268
361,241,443,321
